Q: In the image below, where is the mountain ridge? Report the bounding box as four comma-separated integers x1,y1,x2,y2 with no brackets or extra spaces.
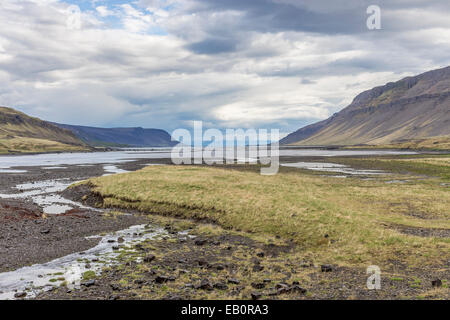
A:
281,66,450,147
54,123,177,148
0,106,89,154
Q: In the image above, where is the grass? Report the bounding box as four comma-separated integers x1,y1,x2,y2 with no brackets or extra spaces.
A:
0,136,88,154
346,136,450,151
84,161,450,269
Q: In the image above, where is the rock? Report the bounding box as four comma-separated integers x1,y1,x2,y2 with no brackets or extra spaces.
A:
112,245,120,251
212,241,221,246
194,239,207,246
155,276,174,284
211,263,225,271
256,251,265,258
251,292,262,300
40,229,50,234
143,255,156,263
197,279,213,290
251,282,266,289
81,280,95,287
85,263,91,269
432,279,442,288
197,259,209,267
263,279,272,283
321,264,333,272
117,237,125,243
213,282,228,290
14,292,27,298
291,285,307,294
107,239,116,243
253,264,264,272
110,284,121,291
228,278,240,285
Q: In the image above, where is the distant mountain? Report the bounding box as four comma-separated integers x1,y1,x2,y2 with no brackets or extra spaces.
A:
0,107,88,154
281,66,450,148
55,123,177,148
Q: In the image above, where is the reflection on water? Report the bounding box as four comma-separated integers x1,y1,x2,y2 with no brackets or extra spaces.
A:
0,179,92,214
0,224,168,300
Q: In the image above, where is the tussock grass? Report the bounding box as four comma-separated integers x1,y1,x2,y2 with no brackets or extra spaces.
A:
86,165,450,268
0,136,88,154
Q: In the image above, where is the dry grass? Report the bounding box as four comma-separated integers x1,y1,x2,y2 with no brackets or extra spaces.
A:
0,136,88,154
86,164,450,269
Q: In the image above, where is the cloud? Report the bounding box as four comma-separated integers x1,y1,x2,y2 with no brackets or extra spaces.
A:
0,0,449,134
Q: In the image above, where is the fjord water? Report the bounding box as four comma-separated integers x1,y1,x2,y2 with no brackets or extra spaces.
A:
0,148,416,169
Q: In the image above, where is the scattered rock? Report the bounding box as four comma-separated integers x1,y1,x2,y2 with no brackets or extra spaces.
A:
197,279,213,291
14,292,27,298
251,282,266,289
213,282,228,290
251,292,262,300
321,264,333,272
432,279,442,288
81,280,95,287
253,264,264,272
194,239,207,246
155,276,174,284
228,278,240,285
143,254,156,263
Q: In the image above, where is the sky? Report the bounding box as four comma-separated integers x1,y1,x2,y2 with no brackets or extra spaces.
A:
0,0,449,136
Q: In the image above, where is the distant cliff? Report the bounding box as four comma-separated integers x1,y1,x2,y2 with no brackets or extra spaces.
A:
281,66,450,148
55,123,177,148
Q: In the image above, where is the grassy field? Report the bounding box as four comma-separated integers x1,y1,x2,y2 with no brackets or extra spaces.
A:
346,136,450,151
0,136,89,154
84,160,450,270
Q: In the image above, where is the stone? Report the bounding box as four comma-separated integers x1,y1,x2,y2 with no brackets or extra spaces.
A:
251,282,266,289
155,276,174,284
14,292,27,298
194,239,207,246
321,264,333,272
432,279,442,288
143,254,156,263
253,264,264,272
197,279,213,290
213,282,228,290
251,292,262,300
228,278,240,285
81,280,95,287
256,251,265,258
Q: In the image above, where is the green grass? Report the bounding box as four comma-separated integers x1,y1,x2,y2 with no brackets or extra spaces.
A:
83,163,450,268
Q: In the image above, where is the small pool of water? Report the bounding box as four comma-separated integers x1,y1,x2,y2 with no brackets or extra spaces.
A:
281,162,386,175
0,224,170,300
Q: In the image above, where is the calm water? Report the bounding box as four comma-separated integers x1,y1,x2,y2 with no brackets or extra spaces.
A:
0,148,416,169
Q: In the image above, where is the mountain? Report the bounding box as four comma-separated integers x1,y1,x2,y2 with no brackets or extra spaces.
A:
281,66,450,148
54,123,177,148
0,107,89,154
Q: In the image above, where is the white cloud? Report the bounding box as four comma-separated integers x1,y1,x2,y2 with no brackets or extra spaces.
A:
0,0,449,133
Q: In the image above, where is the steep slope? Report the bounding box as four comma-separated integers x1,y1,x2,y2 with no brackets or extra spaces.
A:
55,123,177,148
281,66,450,147
0,107,89,154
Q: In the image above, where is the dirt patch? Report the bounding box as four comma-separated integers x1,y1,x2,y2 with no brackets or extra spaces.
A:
391,224,450,238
